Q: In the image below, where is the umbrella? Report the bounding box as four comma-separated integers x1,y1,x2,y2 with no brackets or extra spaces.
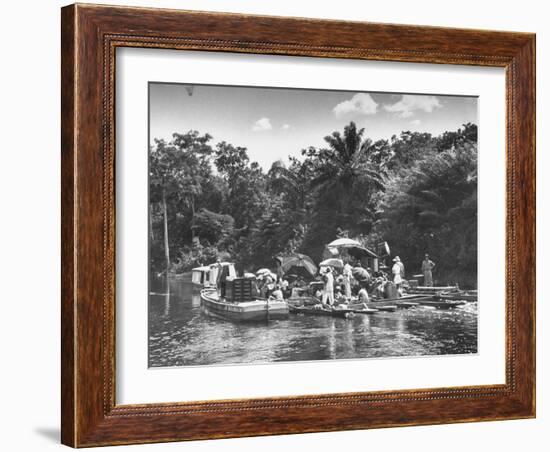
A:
352,267,370,282
256,268,271,275
319,258,344,269
285,265,315,279
275,254,317,277
327,238,362,248
347,245,378,259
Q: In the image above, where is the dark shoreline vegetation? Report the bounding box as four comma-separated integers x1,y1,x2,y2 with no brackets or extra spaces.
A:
149,121,478,288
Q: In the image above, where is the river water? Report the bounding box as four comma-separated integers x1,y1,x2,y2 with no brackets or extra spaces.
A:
148,278,478,368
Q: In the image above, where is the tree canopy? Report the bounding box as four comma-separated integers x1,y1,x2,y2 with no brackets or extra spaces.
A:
149,122,478,287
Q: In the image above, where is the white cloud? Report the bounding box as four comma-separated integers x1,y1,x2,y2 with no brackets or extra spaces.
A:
410,119,422,126
333,93,378,117
384,95,442,118
252,117,272,131
281,124,291,130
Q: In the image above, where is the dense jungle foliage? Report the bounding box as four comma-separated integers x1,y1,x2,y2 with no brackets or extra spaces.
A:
149,122,478,287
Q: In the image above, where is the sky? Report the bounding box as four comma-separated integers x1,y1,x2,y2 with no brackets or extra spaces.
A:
149,83,477,171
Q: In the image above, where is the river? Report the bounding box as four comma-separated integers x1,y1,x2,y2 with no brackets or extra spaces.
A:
148,277,478,368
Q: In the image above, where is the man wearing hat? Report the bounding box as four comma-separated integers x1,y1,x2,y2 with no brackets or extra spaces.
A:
421,254,436,287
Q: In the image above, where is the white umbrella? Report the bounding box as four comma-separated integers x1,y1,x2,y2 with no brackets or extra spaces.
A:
327,238,362,248
256,268,271,275
319,258,344,269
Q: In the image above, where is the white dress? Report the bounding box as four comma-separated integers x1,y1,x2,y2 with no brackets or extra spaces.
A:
392,263,403,284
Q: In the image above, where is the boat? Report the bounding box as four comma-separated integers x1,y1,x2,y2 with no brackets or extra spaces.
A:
415,299,465,309
407,285,459,294
191,266,213,289
201,288,289,322
436,290,478,302
191,262,237,290
289,304,354,319
348,305,379,315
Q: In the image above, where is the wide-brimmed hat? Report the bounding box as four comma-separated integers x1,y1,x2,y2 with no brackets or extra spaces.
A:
393,256,401,262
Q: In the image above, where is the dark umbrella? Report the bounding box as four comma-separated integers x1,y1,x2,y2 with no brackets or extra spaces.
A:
286,265,316,279
352,266,370,282
275,254,317,277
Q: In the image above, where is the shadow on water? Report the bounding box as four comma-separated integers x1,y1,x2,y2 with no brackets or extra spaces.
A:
148,277,478,368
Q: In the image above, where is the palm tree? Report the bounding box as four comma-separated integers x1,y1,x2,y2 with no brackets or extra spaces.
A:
310,122,390,227
268,158,310,211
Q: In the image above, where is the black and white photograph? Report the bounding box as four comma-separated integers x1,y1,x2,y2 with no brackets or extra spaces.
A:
148,83,479,368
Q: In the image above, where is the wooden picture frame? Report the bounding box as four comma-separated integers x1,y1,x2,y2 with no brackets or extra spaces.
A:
61,3,535,447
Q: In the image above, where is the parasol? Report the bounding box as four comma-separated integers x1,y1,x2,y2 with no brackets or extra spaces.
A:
327,238,362,248
352,266,370,282
275,254,317,278
319,258,344,269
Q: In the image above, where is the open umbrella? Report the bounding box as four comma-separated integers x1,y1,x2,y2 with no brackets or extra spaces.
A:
275,254,317,278
327,238,362,248
352,266,370,282
319,258,344,269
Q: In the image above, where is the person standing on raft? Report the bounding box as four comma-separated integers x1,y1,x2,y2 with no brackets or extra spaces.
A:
321,267,335,306
421,254,436,287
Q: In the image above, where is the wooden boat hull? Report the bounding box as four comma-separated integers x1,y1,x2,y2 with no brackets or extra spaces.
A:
416,300,465,309
287,296,319,307
289,305,354,319
437,292,478,302
200,290,289,321
407,286,459,294
350,307,379,314
348,302,398,312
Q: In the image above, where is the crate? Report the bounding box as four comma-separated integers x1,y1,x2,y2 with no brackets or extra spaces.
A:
226,278,254,303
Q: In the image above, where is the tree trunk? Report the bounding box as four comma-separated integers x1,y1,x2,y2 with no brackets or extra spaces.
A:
162,188,170,290
190,194,195,241
149,203,156,242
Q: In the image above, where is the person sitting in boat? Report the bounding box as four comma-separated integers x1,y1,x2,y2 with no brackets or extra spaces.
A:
334,286,348,305
370,273,387,298
269,284,284,301
314,287,323,300
358,284,370,303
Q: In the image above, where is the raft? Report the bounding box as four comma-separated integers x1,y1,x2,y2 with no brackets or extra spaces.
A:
289,305,354,319
436,291,478,302
416,299,466,309
407,285,459,294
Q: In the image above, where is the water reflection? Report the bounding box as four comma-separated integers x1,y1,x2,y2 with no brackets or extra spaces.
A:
148,278,478,367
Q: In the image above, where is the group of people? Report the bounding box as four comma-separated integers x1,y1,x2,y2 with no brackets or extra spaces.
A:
317,253,437,307
246,252,436,306
318,262,377,307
